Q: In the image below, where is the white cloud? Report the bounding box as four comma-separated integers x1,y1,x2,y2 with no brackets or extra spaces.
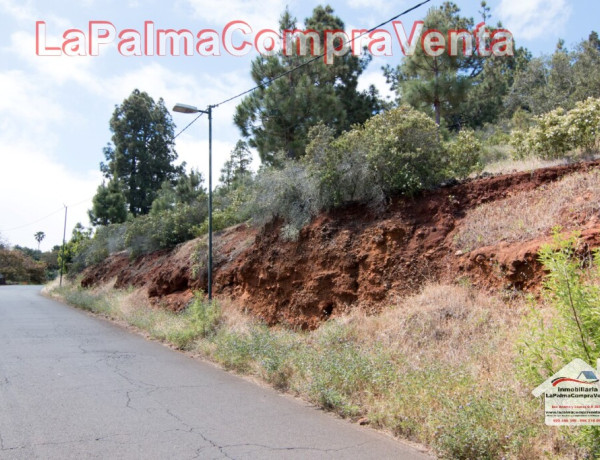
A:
0,68,97,249
496,0,571,41
358,68,394,101
181,0,286,30
0,0,37,22
8,31,97,87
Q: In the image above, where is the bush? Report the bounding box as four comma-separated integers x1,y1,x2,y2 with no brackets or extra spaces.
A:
166,294,222,349
69,223,127,273
565,97,600,154
518,231,600,384
125,201,207,257
305,106,449,209
248,159,319,239
305,124,382,208
196,184,253,235
444,129,483,179
510,97,600,159
0,248,46,284
363,106,445,195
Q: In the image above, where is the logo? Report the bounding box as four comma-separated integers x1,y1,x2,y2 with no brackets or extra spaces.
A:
533,358,600,426
552,371,599,386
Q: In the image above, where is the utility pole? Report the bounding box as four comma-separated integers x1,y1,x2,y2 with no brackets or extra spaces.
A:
59,205,67,287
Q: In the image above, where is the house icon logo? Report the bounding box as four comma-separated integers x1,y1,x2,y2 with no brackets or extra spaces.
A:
551,370,600,387
533,358,600,426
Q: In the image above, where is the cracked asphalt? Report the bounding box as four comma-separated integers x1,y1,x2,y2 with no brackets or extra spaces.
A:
0,286,432,459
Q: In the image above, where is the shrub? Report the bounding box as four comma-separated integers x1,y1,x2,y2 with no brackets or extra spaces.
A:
304,106,447,211
565,97,600,154
510,97,600,159
248,159,319,239
0,248,46,284
196,184,253,235
518,231,600,384
444,129,483,179
125,201,207,257
305,124,382,208
69,223,127,273
166,294,222,349
517,231,600,458
363,106,445,195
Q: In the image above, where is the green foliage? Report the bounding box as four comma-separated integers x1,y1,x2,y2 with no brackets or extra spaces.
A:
34,231,45,250
151,170,205,215
506,33,600,117
249,159,319,238
196,186,252,235
444,129,483,179
384,2,476,126
59,223,93,275
70,224,128,273
125,202,208,258
100,89,182,217
234,6,382,164
89,180,128,226
434,392,536,460
219,140,252,188
166,294,222,349
510,97,600,159
305,123,381,208
363,106,445,194
384,1,526,129
0,248,46,284
517,231,600,458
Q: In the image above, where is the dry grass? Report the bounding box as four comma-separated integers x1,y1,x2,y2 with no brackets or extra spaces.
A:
455,169,600,251
350,284,519,364
483,157,569,175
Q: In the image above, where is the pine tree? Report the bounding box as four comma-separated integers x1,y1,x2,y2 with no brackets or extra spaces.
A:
234,6,382,165
99,89,182,216
219,140,252,188
384,2,480,127
88,180,128,226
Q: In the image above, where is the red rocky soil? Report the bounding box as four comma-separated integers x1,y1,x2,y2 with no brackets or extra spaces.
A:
82,160,600,329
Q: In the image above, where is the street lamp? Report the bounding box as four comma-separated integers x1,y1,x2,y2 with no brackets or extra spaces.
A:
172,102,214,301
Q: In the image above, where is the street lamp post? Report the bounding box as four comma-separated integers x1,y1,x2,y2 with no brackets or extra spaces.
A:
172,103,213,301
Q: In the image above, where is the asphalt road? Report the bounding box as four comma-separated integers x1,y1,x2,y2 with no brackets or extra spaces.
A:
0,286,431,459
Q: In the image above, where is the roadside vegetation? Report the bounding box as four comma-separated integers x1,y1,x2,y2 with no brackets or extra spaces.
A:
0,233,59,284
49,233,600,459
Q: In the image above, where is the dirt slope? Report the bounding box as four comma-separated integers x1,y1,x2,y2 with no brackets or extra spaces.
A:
82,160,600,329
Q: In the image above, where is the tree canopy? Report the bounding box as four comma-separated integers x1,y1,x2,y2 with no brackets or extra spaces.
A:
234,6,383,165
98,89,182,217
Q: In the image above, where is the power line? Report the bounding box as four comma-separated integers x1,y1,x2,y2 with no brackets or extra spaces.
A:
174,111,205,140
0,195,94,233
213,0,432,109
0,207,65,233
172,0,432,138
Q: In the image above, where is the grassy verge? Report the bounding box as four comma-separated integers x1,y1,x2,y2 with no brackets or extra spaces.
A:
47,280,576,459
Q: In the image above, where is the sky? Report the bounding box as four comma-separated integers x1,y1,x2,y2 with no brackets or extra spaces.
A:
0,0,598,251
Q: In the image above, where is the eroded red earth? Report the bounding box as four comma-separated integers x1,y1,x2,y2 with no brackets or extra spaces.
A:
82,160,600,329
